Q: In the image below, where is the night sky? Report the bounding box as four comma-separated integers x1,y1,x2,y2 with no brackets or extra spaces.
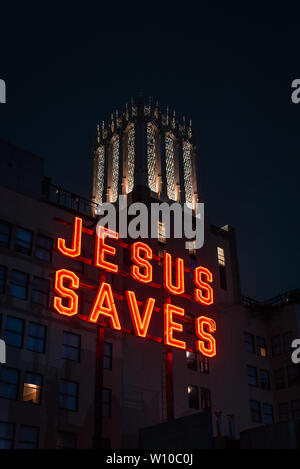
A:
0,3,299,300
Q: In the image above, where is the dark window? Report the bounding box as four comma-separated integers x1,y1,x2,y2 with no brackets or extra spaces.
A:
23,372,42,405
283,332,293,353
27,322,46,353
186,351,197,371
189,256,197,278
15,227,33,255
271,335,282,357
0,367,19,400
0,421,15,449
278,402,289,422
103,388,112,417
201,388,211,410
199,356,209,374
256,336,267,357
59,380,78,411
31,277,49,306
247,365,258,387
244,332,255,354
0,221,11,248
287,365,298,387
18,425,39,449
262,403,274,425
0,265,7,294
9,270,29,300
219,265,227,290
56,431,77,449
5,316,24,348
259,369,271,390
274,368,286,390
61,332,81,362
250,400,262,423
104,342,112,370
100,438,111,449
188,385,199,409
291,399,300,420
35,234,52,262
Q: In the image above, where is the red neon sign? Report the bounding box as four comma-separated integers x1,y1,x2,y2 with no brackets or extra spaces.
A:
53,217,217,358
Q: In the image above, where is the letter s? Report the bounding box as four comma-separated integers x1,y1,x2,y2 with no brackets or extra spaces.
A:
291,79,300,104
291,339,300,364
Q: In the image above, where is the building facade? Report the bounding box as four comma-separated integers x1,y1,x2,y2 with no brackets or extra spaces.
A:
0,99,299,449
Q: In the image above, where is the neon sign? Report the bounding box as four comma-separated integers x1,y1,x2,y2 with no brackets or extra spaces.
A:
53,217,217,358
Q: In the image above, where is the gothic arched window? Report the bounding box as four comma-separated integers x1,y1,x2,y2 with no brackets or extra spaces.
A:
111,135,120,203
165,133,176,201
95,146,105,205
182,141,193,209
147,123,158,193
127,124,135,194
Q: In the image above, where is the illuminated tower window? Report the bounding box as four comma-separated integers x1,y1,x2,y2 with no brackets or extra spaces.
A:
165,134,176,201
127,124,135,193
217,247,226,266
158,221,166,244
182,141,193,209
147,123,158,192
95,146,105,205
111,136,120,203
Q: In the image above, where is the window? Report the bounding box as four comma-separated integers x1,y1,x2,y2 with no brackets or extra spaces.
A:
188,385,199,409
219,265,227,290
199,356,209,374
56,431,77,449
103,388,112,417
278,402,289,422
23,372,42,404
283,332,293,353
9,270,29,300
158,222,166,244
244,333,255,353
186,351,197,371
256,336,267,357
35,234,52,262
247,366,258,387
274,368,286,390
259,369,271,390
18,425,39,449
201,388,211,410
189,255,197,278
250,400,262,423
0,367,20,400
262,403,274,425
61,332,81,362
217,247,225,266
0,221,11,248
0,421,15,449
27,322,46,353
5,316,24,348
0,265,7,294
31,276,49,306
271,335,282,357
104,342,112,370
59,380,78,411
287,365,298,387
291,399,300,420
15,227,33,255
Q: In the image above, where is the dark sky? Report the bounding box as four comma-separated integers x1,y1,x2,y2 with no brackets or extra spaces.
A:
0,2,299,300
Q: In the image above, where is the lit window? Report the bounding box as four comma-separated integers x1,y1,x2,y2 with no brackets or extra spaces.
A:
104,342,112,370
0,265,7,294
23,372,42,404
188,385,199,409
111,136,120,203
27,322,46,353
147,123,158,192
102,388,112,417
182,141,193,209
217,247,225,266
0,422,15,449
250,400,262,423
94,146,105,205
165,133,176,200
15,227,32,255
31,277,49,306
35,234,52,262
5,316,24,348
158,222,166,244
56,431,77,449
0,220,11,248
61,332,81,362
201,388,211,410
186,351,197,371
256,336,267,357
18,425,39,449
189,240,197,258
127,125,135,194
259,369,271,390
9,270,29,300
59,380,78,411
0,367,20,400
262,403,273,425
247,365,258,387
